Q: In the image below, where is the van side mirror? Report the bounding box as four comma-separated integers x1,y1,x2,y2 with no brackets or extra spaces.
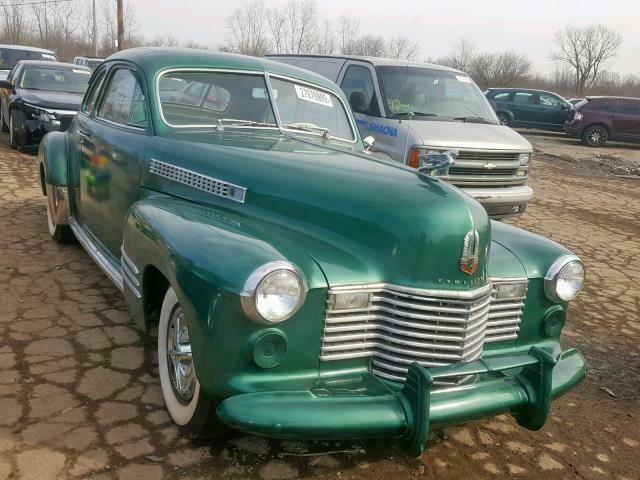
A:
363,136,375,151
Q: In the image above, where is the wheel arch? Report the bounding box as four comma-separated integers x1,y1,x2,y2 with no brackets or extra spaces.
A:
38,131,69,188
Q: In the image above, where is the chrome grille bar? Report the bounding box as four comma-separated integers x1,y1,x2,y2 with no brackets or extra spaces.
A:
320,279,528,383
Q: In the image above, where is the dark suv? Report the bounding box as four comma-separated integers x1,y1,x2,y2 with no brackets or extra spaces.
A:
486,88,573,131
565,96,640,147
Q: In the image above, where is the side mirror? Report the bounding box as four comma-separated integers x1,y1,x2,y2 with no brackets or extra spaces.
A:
418,149,458,176
363,136,375,151
0,80,14,92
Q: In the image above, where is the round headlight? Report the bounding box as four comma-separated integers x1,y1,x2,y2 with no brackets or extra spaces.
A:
544,255,585,302
241,261,307,324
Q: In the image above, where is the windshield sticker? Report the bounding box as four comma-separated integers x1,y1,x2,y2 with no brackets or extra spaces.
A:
456,75,473,83
73,69,91,74
294,85,333,107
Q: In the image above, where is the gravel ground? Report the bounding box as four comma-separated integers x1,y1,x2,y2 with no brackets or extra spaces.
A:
0,132,638,479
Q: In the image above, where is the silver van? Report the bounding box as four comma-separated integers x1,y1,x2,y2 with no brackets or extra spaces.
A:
267,54,533,218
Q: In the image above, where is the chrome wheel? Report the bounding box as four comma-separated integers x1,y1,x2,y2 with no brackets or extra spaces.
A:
497,113,510,126
585,126,606,146
166,306,196,404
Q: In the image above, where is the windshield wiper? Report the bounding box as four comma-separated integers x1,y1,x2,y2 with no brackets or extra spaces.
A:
283,122,330,138
453,116,493,124
394,111,438,118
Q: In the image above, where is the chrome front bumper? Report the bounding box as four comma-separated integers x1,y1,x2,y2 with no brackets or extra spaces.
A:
462,185,534,219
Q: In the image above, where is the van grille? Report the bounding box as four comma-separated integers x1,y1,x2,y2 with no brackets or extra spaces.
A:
320,279,527,383
435,149,527,187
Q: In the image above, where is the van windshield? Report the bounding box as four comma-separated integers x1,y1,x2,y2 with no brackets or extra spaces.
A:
377,66,497,123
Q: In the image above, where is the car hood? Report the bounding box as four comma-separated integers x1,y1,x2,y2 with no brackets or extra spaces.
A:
142,130,491,290
17,88,83,111
409,120,532,151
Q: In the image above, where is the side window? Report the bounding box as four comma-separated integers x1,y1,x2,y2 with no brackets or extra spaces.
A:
492,92,511,101
82,69,106,114
617,100,639,115
514,92,534,105
591,99,617,113
341,65,380,116
97,68,148,128
540,93,565,109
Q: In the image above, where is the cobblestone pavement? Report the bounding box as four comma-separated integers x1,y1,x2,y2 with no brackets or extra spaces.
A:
0,135,638,479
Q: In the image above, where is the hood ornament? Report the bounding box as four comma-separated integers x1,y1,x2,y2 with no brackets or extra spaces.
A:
460,230,480,275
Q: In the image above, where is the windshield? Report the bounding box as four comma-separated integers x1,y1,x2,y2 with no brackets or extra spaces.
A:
86,59,103,70
270,77,355,141
158,70,355,141
19,66,90,93
0,48,57,70
377,66,497,123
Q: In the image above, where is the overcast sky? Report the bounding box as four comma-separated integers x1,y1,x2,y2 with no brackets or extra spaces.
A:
134,0,640,75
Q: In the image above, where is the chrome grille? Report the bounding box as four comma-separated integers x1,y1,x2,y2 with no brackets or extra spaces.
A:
485,278,528,343
320,283,494,383
149,159,246,202
435,149,527,187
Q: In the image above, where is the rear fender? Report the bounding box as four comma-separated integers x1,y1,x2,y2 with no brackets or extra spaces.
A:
122,196,329,396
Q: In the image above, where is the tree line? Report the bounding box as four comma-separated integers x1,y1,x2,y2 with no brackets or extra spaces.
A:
2,0,638,98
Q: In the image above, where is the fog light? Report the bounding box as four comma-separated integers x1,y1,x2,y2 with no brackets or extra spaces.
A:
251,329,287,369
542,306,566,337
328,292,371,311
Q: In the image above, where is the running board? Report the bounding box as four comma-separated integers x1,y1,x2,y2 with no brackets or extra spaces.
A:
69,217,124,291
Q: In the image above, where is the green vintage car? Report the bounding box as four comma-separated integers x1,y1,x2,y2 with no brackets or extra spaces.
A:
38,48,587,455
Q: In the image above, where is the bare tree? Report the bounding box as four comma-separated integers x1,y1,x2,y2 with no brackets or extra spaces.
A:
552,24,623,95
337,15,360,55
224,0,271,56
312,19,335,54
387,36,419,60
351,34,387,58
285,0,318,53
267,8,288,54
470,51,532,89
0,1,27,44
436,37,476,72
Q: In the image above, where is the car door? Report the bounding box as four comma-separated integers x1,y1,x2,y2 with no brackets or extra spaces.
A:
612,100,640,139
71,65,150,257
537,93,569,127
510,91,539,125
337,63,393,155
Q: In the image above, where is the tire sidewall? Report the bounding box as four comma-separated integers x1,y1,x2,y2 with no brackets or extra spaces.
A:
158,287,201,426
9,110,19,149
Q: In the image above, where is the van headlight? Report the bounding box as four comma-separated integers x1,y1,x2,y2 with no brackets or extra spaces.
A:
544,255,585,302
241,261,307,324
518,153,531,166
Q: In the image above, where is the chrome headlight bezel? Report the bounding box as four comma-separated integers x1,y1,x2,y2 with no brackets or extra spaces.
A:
241,261,308,324
544,255,585,302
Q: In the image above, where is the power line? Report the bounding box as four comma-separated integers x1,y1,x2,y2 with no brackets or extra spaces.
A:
0,0,71,7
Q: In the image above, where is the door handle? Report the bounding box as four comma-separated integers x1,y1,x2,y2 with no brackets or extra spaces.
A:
608,115,616,119
78,129,92,138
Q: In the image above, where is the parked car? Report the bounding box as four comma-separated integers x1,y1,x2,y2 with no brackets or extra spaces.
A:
0,61,91,150
485,88,574,130
38,48,587,455
565,96,640,146
72,56,105,71
0,44,58,80
268,55,533,219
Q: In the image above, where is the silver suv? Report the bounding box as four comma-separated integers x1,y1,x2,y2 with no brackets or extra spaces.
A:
268,55,533,218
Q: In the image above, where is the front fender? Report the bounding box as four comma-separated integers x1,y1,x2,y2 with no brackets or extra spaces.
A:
122,195,329,396
38,131,69,191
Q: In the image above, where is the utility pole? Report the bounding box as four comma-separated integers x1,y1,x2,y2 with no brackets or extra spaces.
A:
117,0,124,51
92,0,97,56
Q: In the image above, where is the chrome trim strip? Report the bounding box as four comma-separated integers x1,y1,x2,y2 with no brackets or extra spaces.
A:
120,245,140,275
329,282,493,300
121,260,140,287
122,270,142,298
149,159,246,203
68,218,123,291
